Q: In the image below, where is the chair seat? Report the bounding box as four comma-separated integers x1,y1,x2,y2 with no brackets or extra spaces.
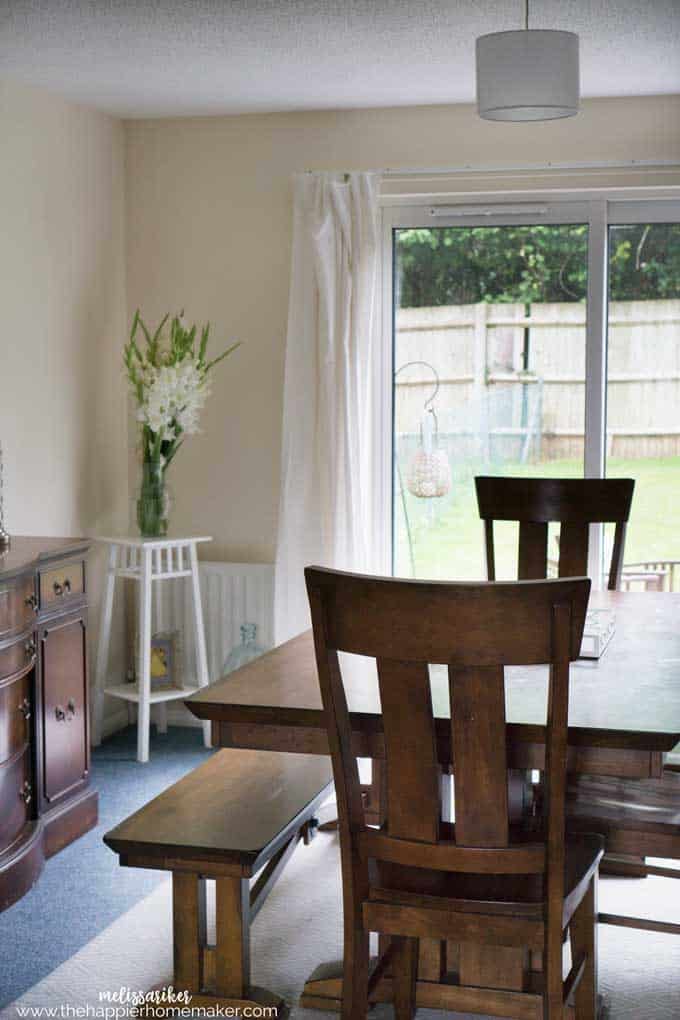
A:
567,772,680,837
369,832,604,929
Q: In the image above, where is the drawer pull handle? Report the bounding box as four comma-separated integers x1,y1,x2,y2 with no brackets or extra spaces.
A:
19,697,31,721
55,705,66,721
67,698,76,719
53,579,72,597
19,781,32,805
24,594,38,613
24,639,36,659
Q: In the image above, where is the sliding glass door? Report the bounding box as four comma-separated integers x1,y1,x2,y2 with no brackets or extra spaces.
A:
386,197,680,586
605,206,680,590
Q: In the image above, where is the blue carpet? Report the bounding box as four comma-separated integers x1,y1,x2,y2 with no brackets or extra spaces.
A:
0,726,212,1007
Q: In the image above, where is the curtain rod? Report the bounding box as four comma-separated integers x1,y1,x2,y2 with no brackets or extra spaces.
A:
305,160,680,177
383,159,680,177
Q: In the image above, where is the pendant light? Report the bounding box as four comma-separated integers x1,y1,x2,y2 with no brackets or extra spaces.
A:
476,0,579,122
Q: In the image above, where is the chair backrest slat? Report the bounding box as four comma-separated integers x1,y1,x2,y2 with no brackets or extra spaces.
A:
449,664,508,847
377,658,440,842
557,521,590,578
476,476,634,590
518,521,549,579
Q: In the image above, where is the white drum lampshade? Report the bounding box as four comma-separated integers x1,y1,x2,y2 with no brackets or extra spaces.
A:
476,30,579,122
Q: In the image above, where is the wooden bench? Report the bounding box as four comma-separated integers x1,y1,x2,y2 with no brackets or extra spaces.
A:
104,748,333,1015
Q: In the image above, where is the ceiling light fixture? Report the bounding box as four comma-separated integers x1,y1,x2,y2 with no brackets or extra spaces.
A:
476,0,579,122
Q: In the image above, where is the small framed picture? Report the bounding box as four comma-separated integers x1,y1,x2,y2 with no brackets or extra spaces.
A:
134,630,182,690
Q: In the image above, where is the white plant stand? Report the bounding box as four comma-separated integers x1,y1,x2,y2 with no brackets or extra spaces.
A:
93,536,212,762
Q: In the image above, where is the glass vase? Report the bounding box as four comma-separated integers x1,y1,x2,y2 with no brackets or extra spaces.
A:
222,623,266,675
136,459,171,538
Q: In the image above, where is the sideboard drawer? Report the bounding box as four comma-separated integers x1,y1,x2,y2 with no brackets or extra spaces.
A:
0,575,37,639
0,673,31,765
0,748,32,855
39,561,85,612
0,635,36,682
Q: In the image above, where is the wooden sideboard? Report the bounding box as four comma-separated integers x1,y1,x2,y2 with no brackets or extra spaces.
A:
0,537,97,912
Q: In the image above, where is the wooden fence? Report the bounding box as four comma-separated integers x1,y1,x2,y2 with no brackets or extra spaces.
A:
395,299,680,461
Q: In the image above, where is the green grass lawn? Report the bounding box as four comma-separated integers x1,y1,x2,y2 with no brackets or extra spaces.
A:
395,455,680,584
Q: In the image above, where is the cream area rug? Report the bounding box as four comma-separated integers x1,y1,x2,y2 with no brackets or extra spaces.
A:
3,828,680,1020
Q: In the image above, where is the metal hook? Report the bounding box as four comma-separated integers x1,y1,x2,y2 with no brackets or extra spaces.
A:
394,360,440,412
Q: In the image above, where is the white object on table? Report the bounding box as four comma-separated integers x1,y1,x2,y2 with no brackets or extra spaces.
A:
580,608,616,660
92,536,212,762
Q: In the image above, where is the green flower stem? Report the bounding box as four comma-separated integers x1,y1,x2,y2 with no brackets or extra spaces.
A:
137,457,168,538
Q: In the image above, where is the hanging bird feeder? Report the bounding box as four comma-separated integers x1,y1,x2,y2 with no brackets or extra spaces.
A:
406,408,452,499
396,361,452,500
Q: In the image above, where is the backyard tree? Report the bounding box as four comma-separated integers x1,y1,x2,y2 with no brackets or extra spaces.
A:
397,223,680,307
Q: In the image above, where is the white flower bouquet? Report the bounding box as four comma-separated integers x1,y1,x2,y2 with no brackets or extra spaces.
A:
124,311,240,536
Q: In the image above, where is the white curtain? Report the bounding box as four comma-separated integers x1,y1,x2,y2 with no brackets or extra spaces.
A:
274,171,383,643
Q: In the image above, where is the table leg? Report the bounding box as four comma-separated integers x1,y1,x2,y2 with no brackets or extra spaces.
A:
318,757,384,832
418,939,446,982
137,548,152,763
459,943,530,991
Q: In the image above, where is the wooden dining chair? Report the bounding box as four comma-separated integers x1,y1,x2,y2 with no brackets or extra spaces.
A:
306,566,601,1020
475,475,680,938
475,476,635,590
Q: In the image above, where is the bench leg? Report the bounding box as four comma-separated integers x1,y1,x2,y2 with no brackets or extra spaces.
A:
165,871,287,1018
173,873,207,993
215,876,250,998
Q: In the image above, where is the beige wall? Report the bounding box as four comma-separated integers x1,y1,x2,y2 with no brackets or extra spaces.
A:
125,95,680,565
0,79,128,728
0,77,128,538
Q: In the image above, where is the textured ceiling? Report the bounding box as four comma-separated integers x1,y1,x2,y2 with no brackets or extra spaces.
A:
0,0,678,119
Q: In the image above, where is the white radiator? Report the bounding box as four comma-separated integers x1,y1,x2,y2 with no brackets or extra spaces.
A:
152,561,274,717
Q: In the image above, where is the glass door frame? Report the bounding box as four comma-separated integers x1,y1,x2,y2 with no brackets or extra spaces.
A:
380,190,680,582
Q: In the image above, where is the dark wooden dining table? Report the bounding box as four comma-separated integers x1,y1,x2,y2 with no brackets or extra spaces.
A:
186,590,680,1016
